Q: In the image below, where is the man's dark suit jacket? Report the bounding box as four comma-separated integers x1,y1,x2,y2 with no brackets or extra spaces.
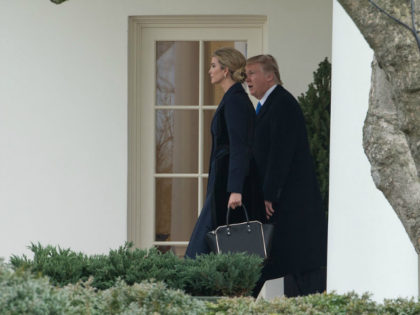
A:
254,85,327,277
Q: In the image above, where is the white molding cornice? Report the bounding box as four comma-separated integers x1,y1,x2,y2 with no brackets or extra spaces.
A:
129,15,267,27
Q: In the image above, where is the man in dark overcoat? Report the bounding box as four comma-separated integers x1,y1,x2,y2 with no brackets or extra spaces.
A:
245,55,327,297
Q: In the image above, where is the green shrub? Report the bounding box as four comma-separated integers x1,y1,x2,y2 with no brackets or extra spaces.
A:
182,253,262,297
207,292,420,315
2,260,420,315
299,58,331,216
0,259,205,314
0,260,67,314
10,243,263,297
101,280,206,315
10,243,89,287
85,245,187,291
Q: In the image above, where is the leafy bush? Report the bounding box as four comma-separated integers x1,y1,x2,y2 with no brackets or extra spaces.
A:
85,245,184,290
182,253,262,296
207,292,420,315
101,280,206,315
10,243,90,286
0,260,69,314
299,58,331,216
10,243,263,297
0,260,205,314
2,259,420,314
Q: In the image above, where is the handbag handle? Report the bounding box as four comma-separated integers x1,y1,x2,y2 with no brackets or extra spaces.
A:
225,204,251,235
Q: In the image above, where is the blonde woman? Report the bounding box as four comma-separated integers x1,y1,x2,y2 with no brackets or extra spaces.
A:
185,47,264,258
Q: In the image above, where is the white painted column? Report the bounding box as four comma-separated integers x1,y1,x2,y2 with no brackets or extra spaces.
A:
328,0,418,301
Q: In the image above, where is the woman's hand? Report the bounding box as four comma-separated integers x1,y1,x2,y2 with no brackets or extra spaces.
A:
228,193,242,209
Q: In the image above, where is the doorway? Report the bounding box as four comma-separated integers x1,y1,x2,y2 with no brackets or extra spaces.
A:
127,16,266,255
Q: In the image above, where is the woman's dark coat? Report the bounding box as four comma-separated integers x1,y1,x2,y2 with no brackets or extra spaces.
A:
254,85,327,276
208,83,265,227
185,83,265,258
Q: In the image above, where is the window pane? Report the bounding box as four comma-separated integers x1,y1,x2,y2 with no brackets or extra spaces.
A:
203,41,247,105
203,109,216,172
155,178,198,242
156,41,199,106
156,109,198,173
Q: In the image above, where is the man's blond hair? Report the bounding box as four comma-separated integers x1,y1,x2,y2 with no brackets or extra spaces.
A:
246,54,283,85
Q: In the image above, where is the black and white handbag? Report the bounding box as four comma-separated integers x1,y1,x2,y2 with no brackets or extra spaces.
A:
206,204,274,259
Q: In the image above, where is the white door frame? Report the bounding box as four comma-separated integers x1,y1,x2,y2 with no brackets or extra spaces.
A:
127,15,267,249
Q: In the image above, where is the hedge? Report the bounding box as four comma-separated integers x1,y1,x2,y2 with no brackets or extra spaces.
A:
0,260,205,314
10,243,262,297
1,260,420,315
299,57,331,216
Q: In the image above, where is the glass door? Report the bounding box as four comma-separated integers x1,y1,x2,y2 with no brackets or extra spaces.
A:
128,17,265,255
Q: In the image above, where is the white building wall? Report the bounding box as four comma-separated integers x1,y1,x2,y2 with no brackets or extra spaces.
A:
328,0,418,301
0,0,332,259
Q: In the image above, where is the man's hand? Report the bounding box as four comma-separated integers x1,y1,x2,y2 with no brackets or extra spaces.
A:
265,200,275,219
228,193,242,209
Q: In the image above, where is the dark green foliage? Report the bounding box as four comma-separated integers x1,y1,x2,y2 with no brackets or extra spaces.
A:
209,292,415,315
103,280,207,315
298,58,331,215
2,261,420,314
0,261,206,314
87,245,185,290
10,243,89,286
10,243,263,297
182,253,262,296
382,297,420,315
